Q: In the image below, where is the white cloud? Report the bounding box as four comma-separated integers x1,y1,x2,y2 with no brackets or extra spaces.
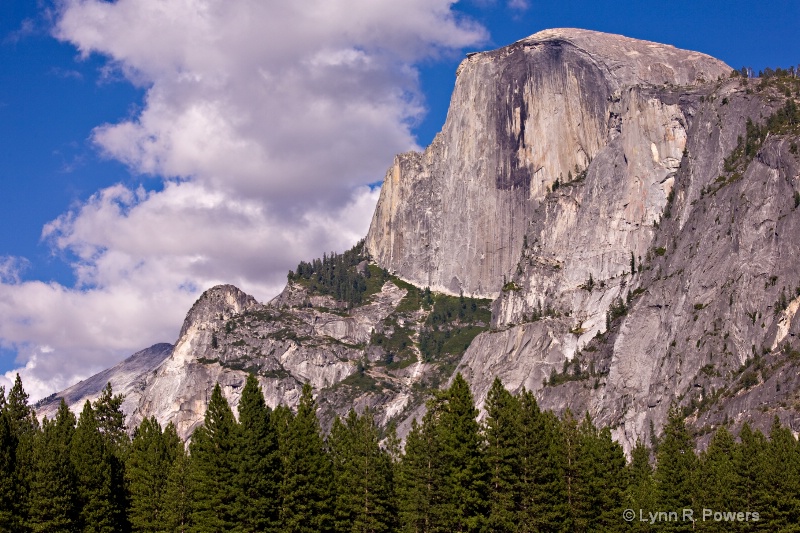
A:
507,0,530,10
0,0,486,401
0,256,29,284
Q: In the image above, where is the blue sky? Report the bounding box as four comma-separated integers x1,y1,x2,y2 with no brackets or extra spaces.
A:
1,0,798,399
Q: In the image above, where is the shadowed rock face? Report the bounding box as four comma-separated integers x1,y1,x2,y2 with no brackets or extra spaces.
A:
365,28,729,299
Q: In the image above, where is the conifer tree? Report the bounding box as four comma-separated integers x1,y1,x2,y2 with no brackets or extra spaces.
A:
383,420,401,464
0,386,16,531
434,373,487,532
236,373,280,532
71,400,117,533
94,383,128,452
696,426,737,532
272,403,295,527
517,390,566,532
189,383,240,532
573,417,626,531
396,416,441,532
595,426,628,530
161,444,193,533
93,383,130,531
27,400,77,532
559,410,582,531
280,383,333,532
5,374,37,530
627,440,656,531
734,424,769,528
765,417,800,529
654,405,696,532
483,378,521,533
329,408,394,533
6,374,34,434
127,416,182,531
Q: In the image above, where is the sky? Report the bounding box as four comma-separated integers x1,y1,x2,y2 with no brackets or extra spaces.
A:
1,0,798,401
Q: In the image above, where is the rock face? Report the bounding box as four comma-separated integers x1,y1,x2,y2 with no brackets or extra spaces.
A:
39,273,490,440
126,282,404,438
35,343,173,421
38,29,800,452
367,28,800,451
365,28,729,298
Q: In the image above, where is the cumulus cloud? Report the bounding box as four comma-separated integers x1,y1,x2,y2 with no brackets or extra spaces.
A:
0,0,486,400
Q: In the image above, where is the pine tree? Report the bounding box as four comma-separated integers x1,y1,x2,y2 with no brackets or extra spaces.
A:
432,373,486,532
161,444,193,533
765,417,800,530
329,409,394,533
483,378,521,532
127,416,182,531
6,374,34,434
559,410,582,531
272,403,295,527
654,405,697,532
626,440,656,532
5,374,37,530
27,400,78,532
0,400,15,531
235,373,280,532
734,424,770,530
71,400,116,533
93,382,130,531
696,426,738,532
280,383,333,532
517,390,566,532
189,383,240,532
575,421,626,531
396,416,441,532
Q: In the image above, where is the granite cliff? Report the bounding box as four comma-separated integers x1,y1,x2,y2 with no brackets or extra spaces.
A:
37,29,800,451
365,28,728,297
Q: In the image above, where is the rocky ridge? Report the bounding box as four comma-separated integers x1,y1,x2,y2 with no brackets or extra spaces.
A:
38,264,493,440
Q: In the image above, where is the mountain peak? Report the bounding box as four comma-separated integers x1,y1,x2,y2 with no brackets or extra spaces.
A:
510,27,730,87
461,28,728,89
179,284,258,338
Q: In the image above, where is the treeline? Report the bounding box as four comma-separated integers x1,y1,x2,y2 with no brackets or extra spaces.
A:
3,373,800,532
732,65,800,79
287,239,382,307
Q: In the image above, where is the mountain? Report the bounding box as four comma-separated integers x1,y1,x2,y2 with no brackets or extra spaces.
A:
366,28,728,297
35,343,173,420
36,29,800,451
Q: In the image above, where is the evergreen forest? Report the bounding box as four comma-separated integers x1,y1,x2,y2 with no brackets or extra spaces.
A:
287,240,376,307
1,372,800,532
